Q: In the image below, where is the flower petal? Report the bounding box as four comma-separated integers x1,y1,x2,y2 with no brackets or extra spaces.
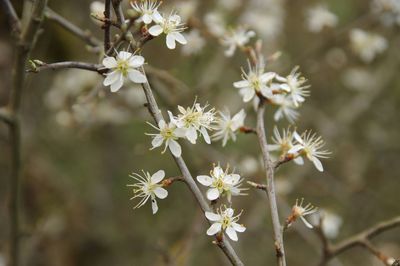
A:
166,34,176,49
205,212,221,221
233,80,250,88
168,139,182,157
154,187,168,199
149,25,163,36
232,222,246,232
102,57,117,68
151,198,158,214
151,135,164,148
128,55,145,68
118,51,132,61
312,157,324,172
103,71,120,86
173,32,187,44
151,170,165,183
197,175,213,186
300,216,314,228
110,75,124,92
128,69,147,83
206,223,222,235
226,226,238,241
207,188,220,201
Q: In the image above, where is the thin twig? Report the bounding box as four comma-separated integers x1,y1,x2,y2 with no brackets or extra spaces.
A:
140,69,244,266
27,61,105,73
317,216,400,265
0,0,21,35
256,103,286,266
44,7,101,47
112,0,125,26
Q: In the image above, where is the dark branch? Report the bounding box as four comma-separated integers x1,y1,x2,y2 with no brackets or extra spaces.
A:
27,61,106,74
0,0,21,35
103,0,112,51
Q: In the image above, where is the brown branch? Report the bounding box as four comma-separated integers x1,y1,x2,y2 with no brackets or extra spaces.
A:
26,60,105,74
318,216,400,265
1,0,21,36
256,102,286,266
239,126,257,134
140,69,244,266
45,7,101,47
103,0,112,51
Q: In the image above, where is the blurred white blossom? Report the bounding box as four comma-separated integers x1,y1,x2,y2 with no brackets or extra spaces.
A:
306,5,338,33
197,165,246,202
221,27,255,57
181,30,206,56
371,0,400,26
271,95,299,123
349,29,387,63
204,12,226,37
127,170,168,214
212,109,246,146
319,210,343,239
205,206,246,241
149,12,187,49
102,51,147,92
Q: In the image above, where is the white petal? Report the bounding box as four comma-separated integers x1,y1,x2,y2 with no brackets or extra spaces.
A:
152,11,163,23
200,127,211,144
206,223,222,235
241,88,255,102
154,187,168,199
128,69,147,83
294,156,304,165
168,139,182,157
226,226,238,241
260,72,275,83
103,71,120,86
186,127,197,144
207,188,220,200
205,212,221,221
102,57,117,68
288,145,303,154
151,198,158,214
232,222,246,232
118,51,132,61
151,135,164,148
151,170,165,183
166,34,176,49
197,175,213,186
312,157,324,172
128,55,145,68
233,80,250,88
148,25,163,36
225,208,234,217
173,32,187,44
293,132,304,144
300,216,314,228
110,75,124,92
142,14,152,24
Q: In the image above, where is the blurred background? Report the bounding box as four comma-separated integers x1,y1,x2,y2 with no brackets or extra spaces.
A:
1,0,400,265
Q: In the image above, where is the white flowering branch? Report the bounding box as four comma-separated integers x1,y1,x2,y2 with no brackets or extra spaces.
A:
256,102,287,266
317,216,400,266
140,73,244,266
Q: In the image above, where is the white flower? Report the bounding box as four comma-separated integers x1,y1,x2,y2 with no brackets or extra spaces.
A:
127,170,168,214
234,61,277,102
287,198,318,229
172,101,215,144
271,95,299,123
371,0,400,27
131,0,161,24
197,165,246,202
349,29,387,63
148,12,187,49
204,12,226,37
102,51,147,92
320,210,343,239
212,109,246,146
288,131,330,172
221,27,255,57
181,30,206,56
268,126,304,165
276,66,310,107
205,206,246,241
146,117,186,157
306,5,338,33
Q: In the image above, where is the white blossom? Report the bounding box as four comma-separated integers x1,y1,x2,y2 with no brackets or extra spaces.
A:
234,61,277,102
90,1,105,25
271,95,300,123
148,12,187,49
204,12,226,37
287,198,318,229
320,210,343,239
131,0,161,24
181,30,206,56
371,0,400,27
127,170,168,214
171,101,215,144
349,29,387,63
212,109,246,146
197,165,246,202
306,5,338,33
276,66,310,107
289,131,330,172
205,206,246,241
221,27,255,57
102,51,147,92
146,116,186,157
